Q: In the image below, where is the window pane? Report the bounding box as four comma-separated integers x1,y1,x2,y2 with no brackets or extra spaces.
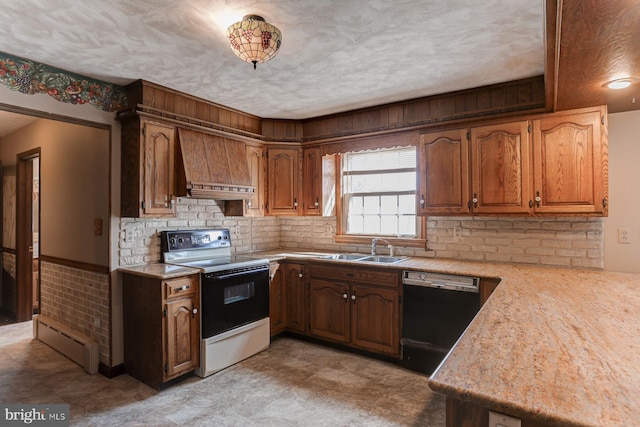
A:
380,195,397,215
363,215,380,234
363,196,379,212
345,172,415,193
399,215,416,235
399,194,415,215
349,196,364,215
348,215,364,233
380,216,397,235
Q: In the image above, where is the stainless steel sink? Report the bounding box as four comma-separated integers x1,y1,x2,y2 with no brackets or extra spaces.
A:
321,253,368,261
357,256,408,264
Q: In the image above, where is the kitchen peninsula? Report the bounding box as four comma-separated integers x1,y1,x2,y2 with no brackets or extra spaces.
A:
262,252,640,427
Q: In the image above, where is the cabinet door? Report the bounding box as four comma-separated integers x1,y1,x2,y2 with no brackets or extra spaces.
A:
284,263,307,334
350,285,399,356
269,265,285,336
309,279,350,343
164,296,199,380
417,129,470,215
267,148,300,215
470,121,531,214
302,147,322,215
142,121,176,216
532,107,608,215
245,145,265,217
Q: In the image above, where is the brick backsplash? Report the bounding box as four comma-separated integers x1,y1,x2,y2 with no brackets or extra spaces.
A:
119,198,604,270
118,198,281,267
278,216,604,269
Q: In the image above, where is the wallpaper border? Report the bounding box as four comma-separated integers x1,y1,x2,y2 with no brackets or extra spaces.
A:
0,52,126,112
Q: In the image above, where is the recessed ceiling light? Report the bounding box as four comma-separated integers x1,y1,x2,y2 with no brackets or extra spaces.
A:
605,78,636,90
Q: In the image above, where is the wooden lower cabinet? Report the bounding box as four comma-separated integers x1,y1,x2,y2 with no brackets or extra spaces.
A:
309,279,350,343
309,264,401,357
284,262,307,334
269,263,285,336
122,273,199,389
350,284,399,355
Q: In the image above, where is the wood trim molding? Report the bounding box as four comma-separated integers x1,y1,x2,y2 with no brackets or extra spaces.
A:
545,0,560,112
40,255,109,274
99,362,125,378
120,76,546,148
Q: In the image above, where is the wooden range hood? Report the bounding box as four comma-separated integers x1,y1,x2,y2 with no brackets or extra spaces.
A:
176,128,255,200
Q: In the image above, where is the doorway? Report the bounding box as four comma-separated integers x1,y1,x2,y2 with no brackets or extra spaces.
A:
16,149,40,323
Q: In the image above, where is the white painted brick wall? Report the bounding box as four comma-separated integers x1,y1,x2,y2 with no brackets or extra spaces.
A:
40,261,110,365
118,198,605,270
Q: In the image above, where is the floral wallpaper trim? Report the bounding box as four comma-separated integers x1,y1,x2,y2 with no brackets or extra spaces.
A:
0,52,127,112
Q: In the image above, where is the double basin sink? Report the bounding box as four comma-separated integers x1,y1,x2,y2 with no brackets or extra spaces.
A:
282,252,408,264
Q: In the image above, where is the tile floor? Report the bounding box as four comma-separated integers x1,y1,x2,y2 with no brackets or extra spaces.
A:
0,321,445,426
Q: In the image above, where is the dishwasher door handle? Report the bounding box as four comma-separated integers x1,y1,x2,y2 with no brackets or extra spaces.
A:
403,279,479,293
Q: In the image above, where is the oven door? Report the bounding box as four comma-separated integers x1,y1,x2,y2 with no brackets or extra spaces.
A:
201,265,269,338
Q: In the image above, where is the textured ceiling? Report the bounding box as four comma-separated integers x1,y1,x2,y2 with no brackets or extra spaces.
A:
0,0,544,120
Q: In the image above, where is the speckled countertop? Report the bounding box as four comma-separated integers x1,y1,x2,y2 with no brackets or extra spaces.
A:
118,263,200,279
119,251,640,426
253,250,640,427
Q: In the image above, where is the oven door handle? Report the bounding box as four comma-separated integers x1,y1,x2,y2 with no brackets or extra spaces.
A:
205,269,268,281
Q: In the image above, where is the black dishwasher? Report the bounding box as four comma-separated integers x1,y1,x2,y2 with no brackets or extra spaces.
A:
401,271,480,375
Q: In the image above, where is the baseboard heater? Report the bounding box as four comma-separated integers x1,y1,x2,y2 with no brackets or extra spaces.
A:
33,315,99,374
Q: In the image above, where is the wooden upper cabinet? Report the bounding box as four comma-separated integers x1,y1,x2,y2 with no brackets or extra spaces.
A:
302,147,322,215
417,129,470,215
470,121,531,214
245,145,265,217
267,147,301,215
143,122,177,216
532,106,608,215
121,118,176,217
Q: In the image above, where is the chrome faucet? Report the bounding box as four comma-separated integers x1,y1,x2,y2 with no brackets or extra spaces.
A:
371,238,396,257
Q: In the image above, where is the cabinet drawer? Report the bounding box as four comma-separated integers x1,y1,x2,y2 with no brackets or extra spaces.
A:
310,264,399,288
164,276,197,299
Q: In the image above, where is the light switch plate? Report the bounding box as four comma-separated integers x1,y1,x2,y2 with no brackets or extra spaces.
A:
489,411,521,427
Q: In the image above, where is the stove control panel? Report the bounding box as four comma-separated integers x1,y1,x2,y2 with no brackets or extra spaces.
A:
161,229,231,252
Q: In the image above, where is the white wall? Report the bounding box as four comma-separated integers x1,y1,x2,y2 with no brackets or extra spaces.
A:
1,119,109,265
603,110,640,273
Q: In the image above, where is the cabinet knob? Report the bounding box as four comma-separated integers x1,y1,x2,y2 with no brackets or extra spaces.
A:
342,293,348,300
298,273,303,278
351,293,356,302
472,193,478,207
314,198,319,208
294,198,298,208
420,195,425,206
180,285,189,291
192,308,198,315
535,191,541,207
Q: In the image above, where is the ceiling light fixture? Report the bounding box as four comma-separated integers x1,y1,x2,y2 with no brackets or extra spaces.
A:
226,15,282,70
604,78,636,90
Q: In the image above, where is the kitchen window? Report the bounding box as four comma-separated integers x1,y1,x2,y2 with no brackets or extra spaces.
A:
335,146,426,247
